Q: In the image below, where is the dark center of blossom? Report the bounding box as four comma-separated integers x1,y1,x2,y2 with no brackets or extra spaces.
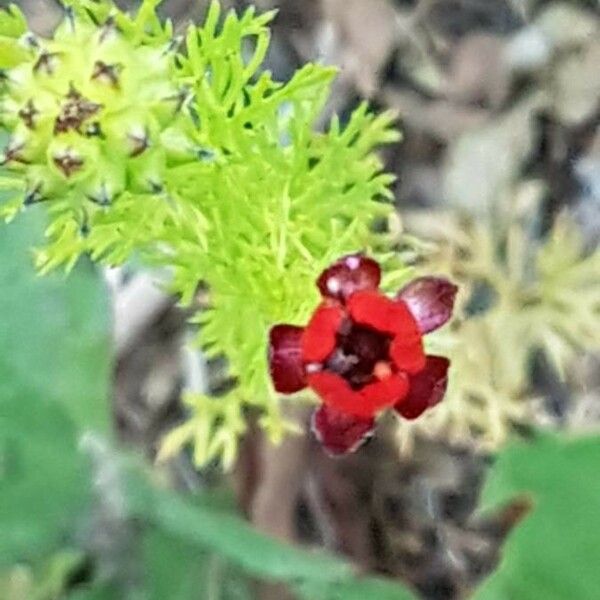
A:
325,321,391,389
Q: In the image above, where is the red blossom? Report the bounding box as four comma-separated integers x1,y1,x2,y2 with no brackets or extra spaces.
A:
268,254,457,456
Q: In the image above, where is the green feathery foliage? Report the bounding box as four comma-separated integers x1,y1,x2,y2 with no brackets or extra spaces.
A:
0,0,403,467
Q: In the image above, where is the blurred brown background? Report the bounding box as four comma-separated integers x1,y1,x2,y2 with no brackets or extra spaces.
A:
15,1,600,598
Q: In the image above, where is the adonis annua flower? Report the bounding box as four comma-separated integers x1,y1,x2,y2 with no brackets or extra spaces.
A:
268,254,457,455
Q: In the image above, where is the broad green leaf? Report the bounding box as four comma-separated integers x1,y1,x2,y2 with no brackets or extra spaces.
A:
66,584,120,600
0,206,110,565
127,473,417,598
128,477,351,584
0,394,92,565
298,576,417,600
475,434,600,600
142,530,253,600
142,530,208,600
0,208,111,432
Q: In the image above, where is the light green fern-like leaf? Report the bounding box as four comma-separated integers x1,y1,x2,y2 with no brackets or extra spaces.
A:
0,0,404,466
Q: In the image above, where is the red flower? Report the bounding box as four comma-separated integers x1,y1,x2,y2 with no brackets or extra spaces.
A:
268,255,457,456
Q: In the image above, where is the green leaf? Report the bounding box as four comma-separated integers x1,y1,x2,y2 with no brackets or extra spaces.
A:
0,206,111,565
298,576,417,600
142,529,254,600
127,473,417,598
0,208,111,432
66,584,119,600
128,477,351,583
475,434,600,600
0,393,92,565
141,530,208,600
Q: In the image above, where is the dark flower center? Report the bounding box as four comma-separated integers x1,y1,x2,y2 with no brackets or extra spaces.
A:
325,321,391,389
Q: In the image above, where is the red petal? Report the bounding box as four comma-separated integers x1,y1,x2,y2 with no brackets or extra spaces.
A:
307,371,407,418
301,303,345,363
359,372,409,412
307,371,368,417
268,325,307,393
347,291,425,374
317,254,381,301
389,335,426,375
395,355,450,420
396,277,458,334
347,290,421,337
311,405,375,455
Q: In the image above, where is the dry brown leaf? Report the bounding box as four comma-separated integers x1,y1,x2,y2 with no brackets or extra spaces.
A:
534,2,599,51
442,93,544,213
383,87,489,141
321,0,398,97
445,33,511,109
550,41,600,126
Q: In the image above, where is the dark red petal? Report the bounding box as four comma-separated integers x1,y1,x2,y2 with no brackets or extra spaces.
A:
301,303,345,363
359,372,410,412
311,404,375,456
396,277,458,334
268,325,307,393
317,254,381,301
395,355,450,420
